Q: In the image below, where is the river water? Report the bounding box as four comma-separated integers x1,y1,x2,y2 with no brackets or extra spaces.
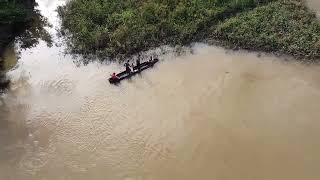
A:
1,1,320,180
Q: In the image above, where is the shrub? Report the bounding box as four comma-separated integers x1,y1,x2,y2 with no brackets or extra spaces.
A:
58,0,272,59
215,0,320,59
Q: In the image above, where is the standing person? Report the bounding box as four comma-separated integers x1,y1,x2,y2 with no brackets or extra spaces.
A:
149,56,153,63
124,60,131,73
136,54,141,71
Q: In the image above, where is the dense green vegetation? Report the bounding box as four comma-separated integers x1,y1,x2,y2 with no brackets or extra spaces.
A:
0,0,52,50
215,0,320,59
0,0,52,91
59,0,320,60
58,0,273,59
0,0,30,90
0,1,29,25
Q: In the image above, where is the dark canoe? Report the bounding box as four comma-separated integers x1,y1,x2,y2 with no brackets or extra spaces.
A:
109,58,159,84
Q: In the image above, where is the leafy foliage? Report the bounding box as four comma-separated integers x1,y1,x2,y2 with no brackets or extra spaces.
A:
0,1,28,24
59,0,319,60
0,0,52,49
0,0,53,92
215,0,320,59
58,0,273,59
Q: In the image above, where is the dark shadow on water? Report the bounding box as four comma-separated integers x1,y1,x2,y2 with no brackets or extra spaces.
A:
0,0,52,92
15,8,53,50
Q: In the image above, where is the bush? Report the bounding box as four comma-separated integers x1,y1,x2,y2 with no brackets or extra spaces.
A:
0,1,28,24
215,0,320,59
58,0,273,59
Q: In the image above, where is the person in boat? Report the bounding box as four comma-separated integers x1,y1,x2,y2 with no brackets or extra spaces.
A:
124,61,132,73
110,72,119,80
136,54,141,70
149,56,153,63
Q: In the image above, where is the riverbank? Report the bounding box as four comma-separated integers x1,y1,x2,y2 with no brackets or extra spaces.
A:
0,0,34,90
213,0,320,61
58,0,320,61
0,0,53,91
0,0,36,53
0,0,52,58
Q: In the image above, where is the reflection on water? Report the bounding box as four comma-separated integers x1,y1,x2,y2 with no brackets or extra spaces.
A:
0,0,52,54
1,0,320,180
15,9,52,50
0,43,17,92
11,1,53,50
1,43,18,72
0,0,52,91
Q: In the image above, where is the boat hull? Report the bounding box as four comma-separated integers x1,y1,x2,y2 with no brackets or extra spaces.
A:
109,58,159,84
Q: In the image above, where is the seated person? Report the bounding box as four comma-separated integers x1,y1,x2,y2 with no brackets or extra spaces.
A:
110,72,119,80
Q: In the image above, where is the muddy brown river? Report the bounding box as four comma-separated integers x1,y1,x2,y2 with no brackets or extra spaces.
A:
1,1,320,180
